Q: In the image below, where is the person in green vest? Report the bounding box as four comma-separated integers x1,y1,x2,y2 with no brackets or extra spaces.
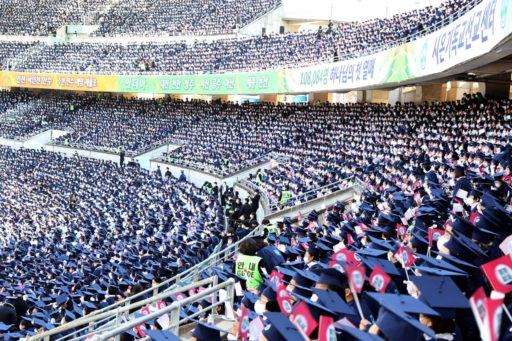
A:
255,169,264,184
279,186,293,205
234,238,264,290
262,218,279,239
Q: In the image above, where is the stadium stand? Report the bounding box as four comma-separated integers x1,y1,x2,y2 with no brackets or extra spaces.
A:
0,0,280,36
95,0,282,37
0,145,226,336
0,93,511,339
0,0,512,339
0,0,478,74
0,0,104,35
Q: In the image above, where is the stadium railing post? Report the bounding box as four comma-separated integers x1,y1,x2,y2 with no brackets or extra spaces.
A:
211,275,219,316
225,279,236,320
114,307,122,341
169,305,180,336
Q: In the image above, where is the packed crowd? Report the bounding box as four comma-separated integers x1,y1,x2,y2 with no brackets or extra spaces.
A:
171,94,512,341
51,96,202,155
0,0,476,74
0,0,104,35
165,102,301,175
0,0,470,37
0,94,511,339
250,94,512,209
0,0,280,36
95,0,281,37
0,92,200,155
0,146,225,338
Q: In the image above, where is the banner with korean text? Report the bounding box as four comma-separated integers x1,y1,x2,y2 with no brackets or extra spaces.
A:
0,72,116,92
283,0,512,92
0,0,511,95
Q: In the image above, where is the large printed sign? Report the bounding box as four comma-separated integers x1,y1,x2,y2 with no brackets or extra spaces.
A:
0,72,116,92
117,71,283,94
0,0,511,95
284,0,512,92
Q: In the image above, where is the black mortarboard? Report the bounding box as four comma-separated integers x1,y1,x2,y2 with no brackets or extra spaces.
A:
411,275,470,318
367,293,439,316
337,323,385,341
143,329,181,341
311,288,355,316
191,321,225,341
263,312,307,341
360,256,400,276
314,268,347,289
374,301,436,340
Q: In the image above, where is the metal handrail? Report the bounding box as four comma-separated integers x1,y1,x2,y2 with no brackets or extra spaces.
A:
334,0,482,62
30,277,218,341
96,278,236,340
31,224,263,340
237,179,271,214
256,175,354,212
160,152,277,178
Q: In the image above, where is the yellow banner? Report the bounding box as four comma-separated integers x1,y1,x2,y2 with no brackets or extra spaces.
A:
0,71,116,92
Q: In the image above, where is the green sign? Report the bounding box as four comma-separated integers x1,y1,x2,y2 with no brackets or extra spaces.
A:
117,71,283,94
66,25,85,34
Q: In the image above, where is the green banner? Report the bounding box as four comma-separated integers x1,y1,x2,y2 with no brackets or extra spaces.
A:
117,71,283,94
66,25,85,34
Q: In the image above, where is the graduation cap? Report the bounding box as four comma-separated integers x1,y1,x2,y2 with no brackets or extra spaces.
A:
444,231,486,260
293,294,338,319
367,236,399,252
355,248,388,258
367,292,439,316
261,284,277,301
276,267,296,282
191,321,226,341
292,268,319,287
411,275,470,318
142,329,181,341
374,298,436,340
311,288,355,316
0,322,13,332
56,294,68,306
33,319,55,331
359,202,376,214
450,216,474,237
2,332,25,340
337,323,385,341
359,255,400,276
433,251,479,270
263,312,307,341
414,253,466,275
82,301,97,310
314,267,347,289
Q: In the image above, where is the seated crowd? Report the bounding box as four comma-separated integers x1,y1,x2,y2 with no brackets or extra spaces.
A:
0,0,103,35
0,93,511,340
0,146,225,338
95,0,282,37
0,92,201,155
0,0,476,74
179,94,512,341
165,102,300,176
0,0,280,36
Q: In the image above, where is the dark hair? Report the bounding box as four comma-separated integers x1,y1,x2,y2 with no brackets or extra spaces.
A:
239,238,259,255
427,315,455,334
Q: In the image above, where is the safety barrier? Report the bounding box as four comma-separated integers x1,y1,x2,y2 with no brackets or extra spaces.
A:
28,225,263,341
30,178,364,339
